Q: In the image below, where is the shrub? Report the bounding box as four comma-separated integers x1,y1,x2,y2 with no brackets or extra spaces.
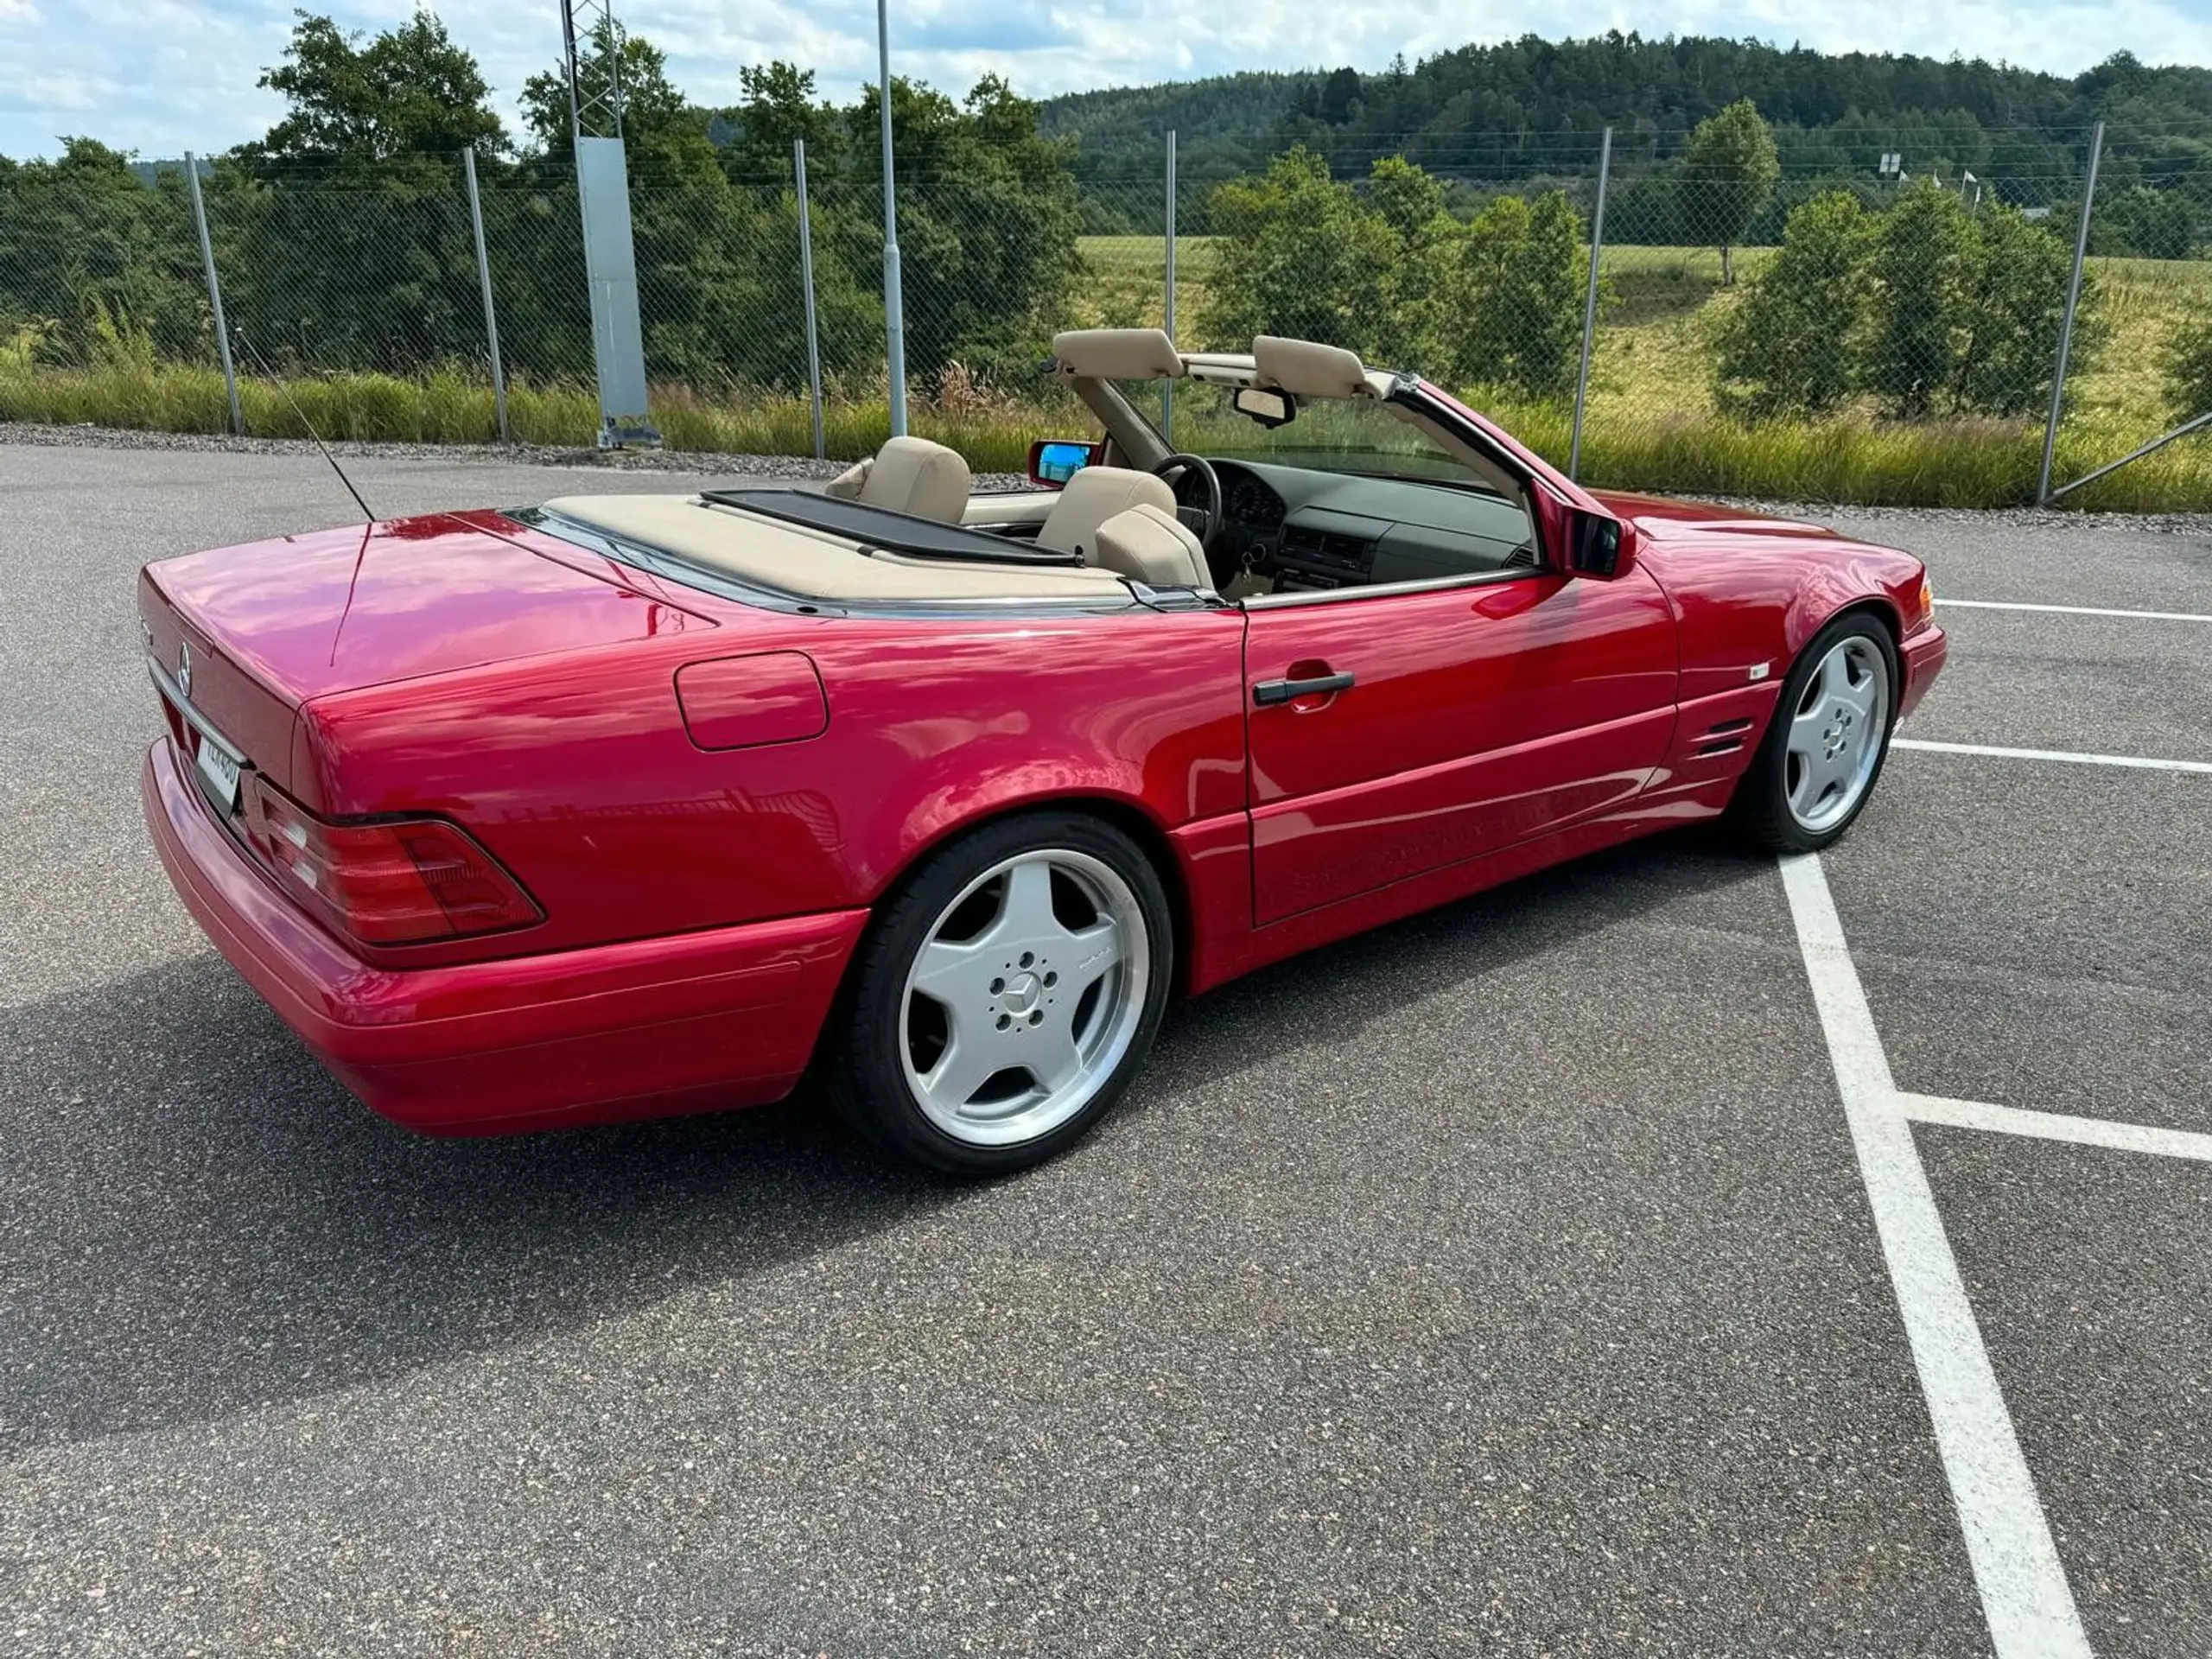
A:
2168,315,2212,421
1862,180,1974,419
1451,190,1591,400
1713,180,2102,423
1714,190,1870,416
1198,148,1396,353
1203,153,1596,395
1949,205,2099,418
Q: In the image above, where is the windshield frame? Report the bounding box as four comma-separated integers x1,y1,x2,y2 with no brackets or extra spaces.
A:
1111,375,1491,491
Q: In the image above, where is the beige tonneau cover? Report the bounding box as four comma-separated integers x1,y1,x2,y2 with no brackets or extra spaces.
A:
539,493,1135,604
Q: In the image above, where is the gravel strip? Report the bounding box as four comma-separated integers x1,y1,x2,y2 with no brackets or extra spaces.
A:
1686,495,2212,537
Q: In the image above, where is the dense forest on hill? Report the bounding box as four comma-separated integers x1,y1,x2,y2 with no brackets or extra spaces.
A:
1041,34,2212,208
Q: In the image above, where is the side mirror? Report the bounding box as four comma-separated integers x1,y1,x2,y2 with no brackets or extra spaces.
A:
1564,508,1637,579
1232,386,1297,429
1027,438,1103,490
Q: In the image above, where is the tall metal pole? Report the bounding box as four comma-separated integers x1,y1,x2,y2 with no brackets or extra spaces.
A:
560,3,584,146
461,148,511,445
794,138,827,461
184,153,243,436
2038,119,2103,506
1569,127,1612,483
876,0,907,436
1162,130,1178,447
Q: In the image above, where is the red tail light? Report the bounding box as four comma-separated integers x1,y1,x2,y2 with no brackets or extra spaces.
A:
244,777,542,945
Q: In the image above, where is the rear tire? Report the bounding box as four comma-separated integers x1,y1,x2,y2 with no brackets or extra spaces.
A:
828,811,1173,1177
1732,612,1899,853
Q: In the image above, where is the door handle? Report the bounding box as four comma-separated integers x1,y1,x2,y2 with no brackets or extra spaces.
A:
1253,671,1356,707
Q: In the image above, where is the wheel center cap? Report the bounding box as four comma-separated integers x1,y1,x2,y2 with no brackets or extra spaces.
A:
1001,971,1041,1015
1825,706,1854,757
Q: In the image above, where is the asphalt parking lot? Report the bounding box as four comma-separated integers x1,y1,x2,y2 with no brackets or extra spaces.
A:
1,436,2207,1657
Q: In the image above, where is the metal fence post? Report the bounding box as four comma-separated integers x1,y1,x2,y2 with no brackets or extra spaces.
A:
876,0,907,436
794,137,827,461
184,151,243,436
1162,130,1178,447
461,148,511,444
1569,127,1612,483
2037,119,2104,505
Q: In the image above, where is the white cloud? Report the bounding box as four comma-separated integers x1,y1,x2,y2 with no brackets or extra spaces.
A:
2,0,2208,158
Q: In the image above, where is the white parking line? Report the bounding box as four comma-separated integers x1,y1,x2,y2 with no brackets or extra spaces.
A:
1940,599,2212,625
1901,1093,2212,1165
1894,738,2212,775
1778,854,2092,1659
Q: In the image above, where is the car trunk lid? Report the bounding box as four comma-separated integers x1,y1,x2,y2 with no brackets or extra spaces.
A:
140,512,714,794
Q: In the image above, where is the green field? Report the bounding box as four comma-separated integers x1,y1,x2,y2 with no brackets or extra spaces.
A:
3,238,2206,509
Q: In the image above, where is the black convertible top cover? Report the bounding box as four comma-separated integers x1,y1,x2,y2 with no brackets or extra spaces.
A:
702,487,1081,566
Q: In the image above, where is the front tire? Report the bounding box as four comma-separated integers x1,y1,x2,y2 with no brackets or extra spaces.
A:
1732,612,1898,853
828,811,1174,1177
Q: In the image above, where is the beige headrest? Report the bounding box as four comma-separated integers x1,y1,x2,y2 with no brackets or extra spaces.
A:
1052,327,1186,380
1254,335,1372,398
1035,465,1177,557
1090,503,1207,588
849,435,971,524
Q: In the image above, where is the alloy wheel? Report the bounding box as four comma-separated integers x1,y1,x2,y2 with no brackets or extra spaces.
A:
1784,635,1891,834
898,849,1150,1148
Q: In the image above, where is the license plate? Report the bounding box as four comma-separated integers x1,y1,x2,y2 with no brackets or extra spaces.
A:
194,731,245,810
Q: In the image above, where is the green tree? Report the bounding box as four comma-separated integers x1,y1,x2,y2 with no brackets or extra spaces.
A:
1451,190,1591,399
719,62,841,177
1862,180,1974,418
1198,149,1395,356
2165,315,2212,420
1714,190,1871,416
223,11,513,375
520,21,715,176
245,10,505,165
1363,156,1459,368
1950,205,2100,418
1678,99,1779,283
0,139,204,367
838,74,1084,385
1319,67,1363,125
2090,185,2200,259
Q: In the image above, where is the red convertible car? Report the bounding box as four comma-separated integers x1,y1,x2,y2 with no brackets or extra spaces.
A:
141,331,1946,1173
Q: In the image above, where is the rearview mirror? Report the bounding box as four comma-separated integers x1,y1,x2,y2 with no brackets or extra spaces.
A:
1565,508,1636,579
1232,386,1297,429
1027,438,1102,489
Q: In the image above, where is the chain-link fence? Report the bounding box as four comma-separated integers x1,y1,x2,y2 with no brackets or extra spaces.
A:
2,126,2206,504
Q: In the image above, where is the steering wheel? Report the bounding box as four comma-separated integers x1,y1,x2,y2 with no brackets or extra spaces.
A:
1151,453,1224,551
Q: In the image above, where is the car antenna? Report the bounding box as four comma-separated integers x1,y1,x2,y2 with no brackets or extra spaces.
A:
230,327,377,524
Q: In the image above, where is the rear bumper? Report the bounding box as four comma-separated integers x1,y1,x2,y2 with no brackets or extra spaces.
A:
143,740,867,1135
1899,623,1948,720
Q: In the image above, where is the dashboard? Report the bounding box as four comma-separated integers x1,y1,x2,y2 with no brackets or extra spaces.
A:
1173,459,1539,592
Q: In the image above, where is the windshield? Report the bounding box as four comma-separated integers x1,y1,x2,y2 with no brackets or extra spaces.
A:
1115,380,1477,486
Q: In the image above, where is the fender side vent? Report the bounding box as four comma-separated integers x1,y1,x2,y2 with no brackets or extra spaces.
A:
1694,737,1745,758
1706,716,1754,736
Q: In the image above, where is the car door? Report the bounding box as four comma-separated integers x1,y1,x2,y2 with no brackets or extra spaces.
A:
1243,566,1679,925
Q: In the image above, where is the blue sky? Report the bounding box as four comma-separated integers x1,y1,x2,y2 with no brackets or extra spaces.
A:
4,0,2210,159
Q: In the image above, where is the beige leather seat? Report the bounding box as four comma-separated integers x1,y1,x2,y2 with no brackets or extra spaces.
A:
823,435,972,524
1036,465,1177,560
1090,504,1209,588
